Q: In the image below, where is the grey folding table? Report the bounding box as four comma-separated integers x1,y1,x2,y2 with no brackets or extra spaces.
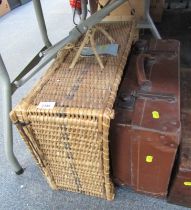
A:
0,0,161,175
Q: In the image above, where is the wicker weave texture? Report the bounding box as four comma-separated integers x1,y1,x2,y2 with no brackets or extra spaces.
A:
10,20,136,200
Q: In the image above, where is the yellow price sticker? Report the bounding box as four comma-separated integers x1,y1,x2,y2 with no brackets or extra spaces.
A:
184,182,191,186
146,155,153,163
152,111,160,119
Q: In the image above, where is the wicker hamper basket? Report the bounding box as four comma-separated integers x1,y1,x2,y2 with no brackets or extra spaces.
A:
10,20,136,200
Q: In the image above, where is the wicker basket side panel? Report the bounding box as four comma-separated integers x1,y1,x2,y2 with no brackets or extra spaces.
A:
100,20,136,200
25,113,110,198
10,110,57,189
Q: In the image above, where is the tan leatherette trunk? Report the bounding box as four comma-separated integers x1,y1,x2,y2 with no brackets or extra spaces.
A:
110,39,181,198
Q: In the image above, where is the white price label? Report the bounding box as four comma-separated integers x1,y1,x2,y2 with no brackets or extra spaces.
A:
37,102,56,109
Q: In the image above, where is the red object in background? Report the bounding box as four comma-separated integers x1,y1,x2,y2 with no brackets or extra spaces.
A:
70,0,81,9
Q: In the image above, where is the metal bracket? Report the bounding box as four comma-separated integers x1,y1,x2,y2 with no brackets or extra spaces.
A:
12,46,48,93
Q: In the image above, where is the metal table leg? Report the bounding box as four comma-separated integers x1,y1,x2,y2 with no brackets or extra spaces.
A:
137,0,161,39
81,0,88,21
186,0,190,8
0,55,24,175
33,0,52,47
146,12,161,39
167,0,172,9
